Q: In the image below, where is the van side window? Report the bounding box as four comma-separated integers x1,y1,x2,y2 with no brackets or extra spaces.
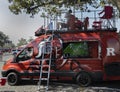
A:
63,41,99,58
16,47,33,61
107,38,120,54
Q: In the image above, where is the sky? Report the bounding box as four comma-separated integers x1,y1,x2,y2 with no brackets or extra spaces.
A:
0,0,44,45
0,1,120,45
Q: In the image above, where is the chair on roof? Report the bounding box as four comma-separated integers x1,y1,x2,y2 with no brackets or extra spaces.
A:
99,6,113,19
92,21,102,29
99,6,113,28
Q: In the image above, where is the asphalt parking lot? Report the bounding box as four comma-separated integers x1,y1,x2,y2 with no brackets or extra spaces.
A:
0,54,120,92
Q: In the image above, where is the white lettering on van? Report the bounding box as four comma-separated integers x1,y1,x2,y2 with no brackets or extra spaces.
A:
106,48,115,56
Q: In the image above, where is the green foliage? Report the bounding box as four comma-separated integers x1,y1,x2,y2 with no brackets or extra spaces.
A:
17,38,28,47
8,0,103,15
28,36,34,42
0,31,11,47
17,36,34,47
8,0,112,17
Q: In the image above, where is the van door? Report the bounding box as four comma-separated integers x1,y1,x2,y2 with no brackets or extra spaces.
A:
16,47,40,76
56,41,103,77
63,40,103,71
104,38,120,76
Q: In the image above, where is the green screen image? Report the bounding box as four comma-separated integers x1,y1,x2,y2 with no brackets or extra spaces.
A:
63,42,89,57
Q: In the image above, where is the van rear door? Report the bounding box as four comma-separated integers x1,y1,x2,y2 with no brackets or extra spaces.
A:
104,37,120,76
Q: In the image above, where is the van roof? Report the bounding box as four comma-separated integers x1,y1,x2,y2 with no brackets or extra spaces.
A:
34,28,117,43
35,28,117,37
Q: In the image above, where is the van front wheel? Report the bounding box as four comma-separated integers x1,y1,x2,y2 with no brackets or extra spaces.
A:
7,72,20,86
76,72,92,87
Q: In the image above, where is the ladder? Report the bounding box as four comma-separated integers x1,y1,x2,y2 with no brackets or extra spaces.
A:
37,39,53,92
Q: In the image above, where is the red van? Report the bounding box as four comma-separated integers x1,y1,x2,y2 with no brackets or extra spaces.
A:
1,28,120,87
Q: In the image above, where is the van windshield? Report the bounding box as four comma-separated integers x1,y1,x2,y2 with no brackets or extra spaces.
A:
16,47,33,61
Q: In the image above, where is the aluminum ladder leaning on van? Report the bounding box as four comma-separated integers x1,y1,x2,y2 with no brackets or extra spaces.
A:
37,34,53,92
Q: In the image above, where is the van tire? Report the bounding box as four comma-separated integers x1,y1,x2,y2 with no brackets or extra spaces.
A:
7,72,20,86
76,72,92,87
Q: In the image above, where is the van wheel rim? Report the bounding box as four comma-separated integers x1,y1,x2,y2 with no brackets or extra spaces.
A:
79,75,89,85
8,74,17,84
77,72,91,86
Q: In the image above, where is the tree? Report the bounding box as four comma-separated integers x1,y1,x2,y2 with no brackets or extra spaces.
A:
17,38,28,47
28,36,34,42
8,0,120,17
0,31,11,47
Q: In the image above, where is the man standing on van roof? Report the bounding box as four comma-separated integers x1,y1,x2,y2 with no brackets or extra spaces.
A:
83,17,89,30
75,17,83,30
65,9,76,30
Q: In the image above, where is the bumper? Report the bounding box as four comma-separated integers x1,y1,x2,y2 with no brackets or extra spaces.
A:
1,71,7,77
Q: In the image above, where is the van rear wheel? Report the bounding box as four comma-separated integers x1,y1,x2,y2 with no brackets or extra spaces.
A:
76,72,92,87
7,72,20,86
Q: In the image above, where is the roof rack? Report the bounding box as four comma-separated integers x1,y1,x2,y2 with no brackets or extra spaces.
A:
35,6,118,37
35,28,117,36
